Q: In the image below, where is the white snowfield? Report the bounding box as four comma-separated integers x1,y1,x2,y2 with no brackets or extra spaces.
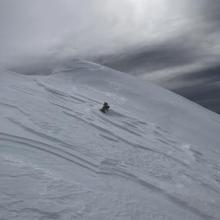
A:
0,60,220,220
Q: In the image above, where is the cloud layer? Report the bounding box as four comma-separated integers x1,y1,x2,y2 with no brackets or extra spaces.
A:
0,0,220,113
0,0,210,63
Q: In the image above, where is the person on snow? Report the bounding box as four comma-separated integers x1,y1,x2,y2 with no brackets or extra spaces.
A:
100,102,110,113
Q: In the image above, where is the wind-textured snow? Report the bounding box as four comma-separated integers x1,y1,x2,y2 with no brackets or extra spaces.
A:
0,59,220,220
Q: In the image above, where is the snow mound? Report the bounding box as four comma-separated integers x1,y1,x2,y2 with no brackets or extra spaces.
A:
0,59,220,220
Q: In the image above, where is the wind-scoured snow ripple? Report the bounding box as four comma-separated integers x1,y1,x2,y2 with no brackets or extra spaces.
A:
1,63,220,219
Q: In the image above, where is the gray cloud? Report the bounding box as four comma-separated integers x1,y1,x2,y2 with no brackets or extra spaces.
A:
0,0,220,113
172,65,220,113
0,0,210,64
95,37,201,75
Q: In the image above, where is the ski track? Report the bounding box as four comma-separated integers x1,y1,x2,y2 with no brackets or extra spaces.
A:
63,111,189,168
1,77,220,220
0,133,215,220
46,93,184,155
183,173,220,195
99,164,214,220
99,134,119,143
73,92,102,104
6,117,100,164
10,84,36,96
95,112,143,137
2,83,205,172
36,80,86,104
0,101,30,116
0,132,99,173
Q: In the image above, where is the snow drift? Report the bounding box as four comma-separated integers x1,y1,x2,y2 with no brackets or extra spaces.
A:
0,59,220,220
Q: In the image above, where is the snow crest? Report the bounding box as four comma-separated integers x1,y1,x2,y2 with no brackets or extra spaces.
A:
0,61,220,219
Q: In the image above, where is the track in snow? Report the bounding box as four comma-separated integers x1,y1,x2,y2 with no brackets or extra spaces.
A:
1,66,220,220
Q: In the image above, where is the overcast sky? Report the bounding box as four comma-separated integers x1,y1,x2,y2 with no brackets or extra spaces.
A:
0,0,220,112
0,0,219,64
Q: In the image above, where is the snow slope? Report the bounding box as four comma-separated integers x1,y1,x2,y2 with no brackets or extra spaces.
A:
0,59,220,220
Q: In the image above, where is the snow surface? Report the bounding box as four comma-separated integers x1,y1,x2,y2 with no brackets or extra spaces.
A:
0,59,220,220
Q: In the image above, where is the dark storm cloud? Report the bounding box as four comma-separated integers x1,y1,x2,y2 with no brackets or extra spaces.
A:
176,65,220,84
201,0,220,21
94,0,220,79
96,37,201,75
175,84,220,114
165,65,220,113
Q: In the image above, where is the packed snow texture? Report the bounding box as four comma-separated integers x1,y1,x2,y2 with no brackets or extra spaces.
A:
0,60,220,220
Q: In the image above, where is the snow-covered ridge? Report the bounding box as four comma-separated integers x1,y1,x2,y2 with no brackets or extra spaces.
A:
0,60,220,219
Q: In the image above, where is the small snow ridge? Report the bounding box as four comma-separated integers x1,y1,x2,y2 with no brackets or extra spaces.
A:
1,60,220,219
181,144,196,164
